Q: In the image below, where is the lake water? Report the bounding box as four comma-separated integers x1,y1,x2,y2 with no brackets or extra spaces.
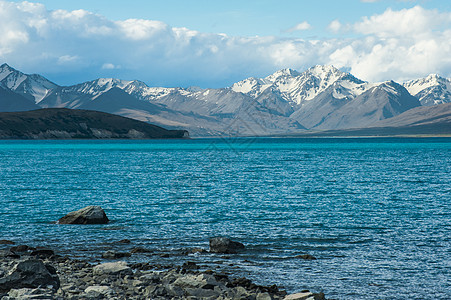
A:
0,138,450,299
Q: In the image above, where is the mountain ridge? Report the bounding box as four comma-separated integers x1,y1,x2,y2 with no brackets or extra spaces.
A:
0,63,449,136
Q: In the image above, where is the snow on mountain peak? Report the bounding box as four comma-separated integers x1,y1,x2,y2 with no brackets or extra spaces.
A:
403,74,451,106
230,65,370,105
308,64,340,75
0,63,57,103
0,63,16,72
231,77,271,96
305,65,348,84
0,63,16,81
265,68,300,82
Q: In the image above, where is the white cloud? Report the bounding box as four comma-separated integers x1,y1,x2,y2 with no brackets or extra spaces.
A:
102,63,120,70
329,5,451,82
354,6,451,38
328,20,343,33
57,55,79,65
287,21,312,32
0,1,450,87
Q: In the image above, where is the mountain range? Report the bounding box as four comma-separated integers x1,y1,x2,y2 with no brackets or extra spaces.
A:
1,63,450,136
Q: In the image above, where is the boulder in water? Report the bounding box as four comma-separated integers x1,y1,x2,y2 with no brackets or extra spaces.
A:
57,206,109,224
209,237,245,254
101,250,131,259
295,254,317,260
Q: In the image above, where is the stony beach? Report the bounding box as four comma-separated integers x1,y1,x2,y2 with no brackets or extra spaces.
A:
0,242,326,300
0,207,327,299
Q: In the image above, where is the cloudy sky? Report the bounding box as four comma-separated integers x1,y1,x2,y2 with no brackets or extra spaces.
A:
1,0,450,87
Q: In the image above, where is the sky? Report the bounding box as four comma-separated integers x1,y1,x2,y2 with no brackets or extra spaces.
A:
1,0,451,87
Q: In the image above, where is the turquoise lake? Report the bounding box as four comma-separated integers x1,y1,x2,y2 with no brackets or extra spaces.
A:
0,137,450,299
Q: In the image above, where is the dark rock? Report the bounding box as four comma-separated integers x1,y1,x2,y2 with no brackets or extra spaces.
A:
10,245,33,252
130,262,156,271
209,237,245,254
0,240,14,245
160,253,170,258
232,277,254,289
57,206,109,224
101,250,131,259
30,249,55,259
0,259,60,292
295,254,317,260
130,247,153,254
117,239,131,244
0,250,20,259
182,261,199,270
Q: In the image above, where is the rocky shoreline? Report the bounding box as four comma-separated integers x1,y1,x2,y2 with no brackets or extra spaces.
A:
0,207,327,299
0,241,326,300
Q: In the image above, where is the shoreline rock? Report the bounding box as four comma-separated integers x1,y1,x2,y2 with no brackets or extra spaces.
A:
0,259,60,293
0,243,326,300
0,247,327,300
209,237,245,254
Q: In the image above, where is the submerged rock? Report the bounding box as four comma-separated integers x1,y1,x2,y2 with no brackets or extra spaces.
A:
0,240,14,245
209,237,245,254
57,206,109,224
130,247,153,254
0,259,60,292
116,239,131,244
295,254,317,260
183,247,208,255
10,245,33,253
30,249,55,259
181,261,199,270
283,291,325,300
101,250,131,259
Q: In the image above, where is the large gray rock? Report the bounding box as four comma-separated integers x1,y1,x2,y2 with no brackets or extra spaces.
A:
209,237,245,254
57,206,109,224
92,261,132,276
0,260,60,292
7,287,55,299
84,285,115,298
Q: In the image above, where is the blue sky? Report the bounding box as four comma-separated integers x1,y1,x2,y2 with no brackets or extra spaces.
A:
1,0,451,87
15,0,446,37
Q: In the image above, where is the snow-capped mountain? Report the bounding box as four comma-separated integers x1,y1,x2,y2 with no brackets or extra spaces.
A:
232,65,368,105
0,63,448,136
0,64,57,103
403,74,451,106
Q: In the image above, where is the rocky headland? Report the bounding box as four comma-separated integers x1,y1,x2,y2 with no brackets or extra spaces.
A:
0,108,189,139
